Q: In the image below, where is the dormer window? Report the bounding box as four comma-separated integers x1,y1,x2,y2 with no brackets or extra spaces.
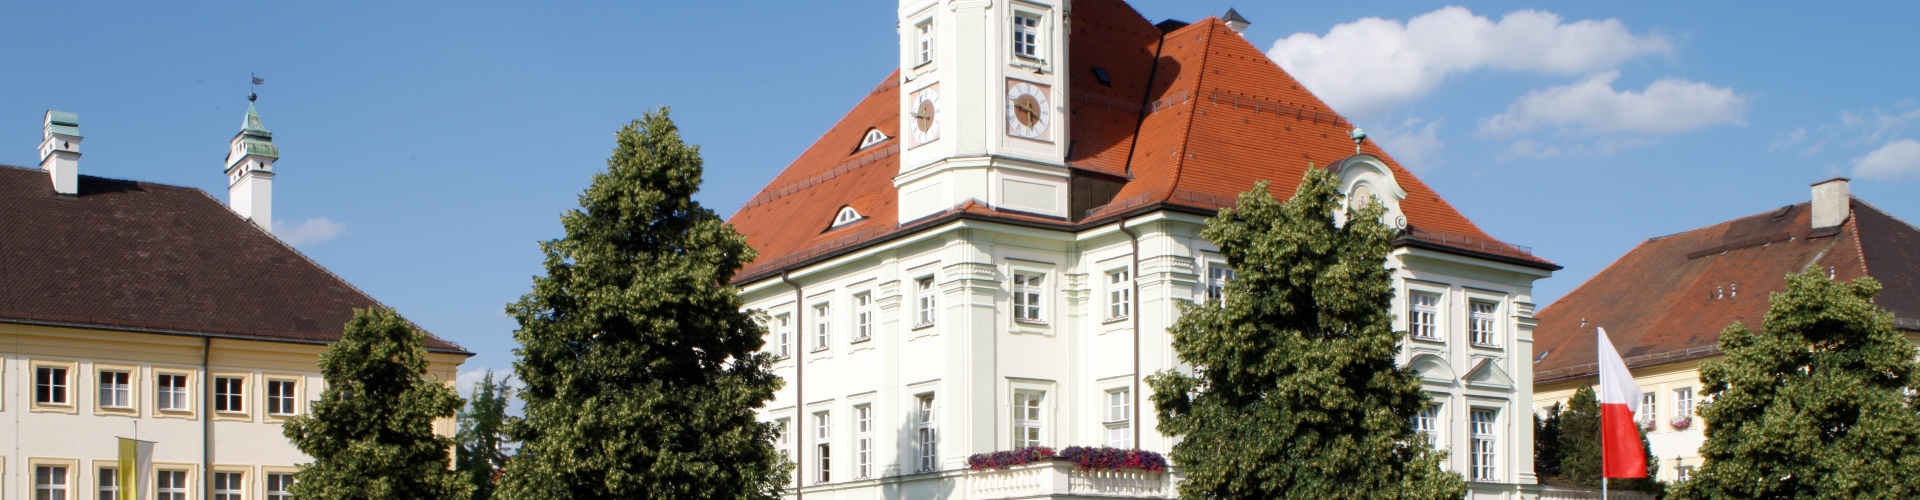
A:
859,129,889,150
833,207,864,227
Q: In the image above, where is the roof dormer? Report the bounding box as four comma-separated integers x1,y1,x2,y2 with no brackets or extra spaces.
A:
832,206,864,228
858,128,889,150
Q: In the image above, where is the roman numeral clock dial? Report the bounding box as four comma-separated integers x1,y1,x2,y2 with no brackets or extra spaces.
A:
910,87,940,147
1005,80,1051,141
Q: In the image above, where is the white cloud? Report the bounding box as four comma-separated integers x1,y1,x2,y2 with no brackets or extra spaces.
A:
1496,139,1563,161
1852,139,1920,180
457,368,520,400
273,217,346,246
1477,72,1745,137
1839,102,1920,145
1266,7,1672,117
1372,118,1445,171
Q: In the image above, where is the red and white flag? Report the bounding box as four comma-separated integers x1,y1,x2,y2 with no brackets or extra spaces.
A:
1596,327,1647,478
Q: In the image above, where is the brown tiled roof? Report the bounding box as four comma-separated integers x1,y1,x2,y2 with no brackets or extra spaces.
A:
727,2,1553,284
0,165,466,353
1532,199,1920,384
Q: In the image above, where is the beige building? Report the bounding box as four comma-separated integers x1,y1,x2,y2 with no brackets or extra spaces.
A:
1531,179,1920,482
0,109,468,499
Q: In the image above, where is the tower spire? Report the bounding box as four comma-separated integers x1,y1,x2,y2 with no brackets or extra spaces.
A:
225,84,278,232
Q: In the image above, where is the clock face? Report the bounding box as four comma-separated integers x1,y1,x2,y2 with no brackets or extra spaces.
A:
910,87,940,147
1005,80,1051,140
1348,184,1375,211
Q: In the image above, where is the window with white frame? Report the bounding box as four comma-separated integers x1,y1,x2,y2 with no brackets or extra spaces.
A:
36,366,69,405
834,206,864,226
854,293,874,342
99,370,132,409
1012,273,1045,323
268,379,298,416
814,411,831,483
35,465,68,500
1468,301,1498,346
917,394,939,471
213,471,244,500
156,470,188,500
1206,265,1235,303
813,303,832,352
855,404,873,479
775,418,790,447
1107,270,1131,320
1676,465,1694,482
266,473,295,500
1470,409,1498,481
915,19,936,67
99,466,119,500
1640,392,1657,425
1012,12,1041,59
214,376,246,413
857,130,887,150
916,277,937,327
775,314,792,359
1675,387,1694,417
1105,388,1131,448
1014,391,1044,448
1414,403,1441,447
1408,293,1440,340
156,374,189,411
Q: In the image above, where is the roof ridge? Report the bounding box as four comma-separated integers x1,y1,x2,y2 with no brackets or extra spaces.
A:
0,164,203,193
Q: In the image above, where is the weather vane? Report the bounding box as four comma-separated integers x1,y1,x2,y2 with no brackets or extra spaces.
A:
249,73,265,102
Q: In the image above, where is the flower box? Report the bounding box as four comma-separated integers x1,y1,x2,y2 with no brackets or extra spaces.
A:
1670,415,1693,430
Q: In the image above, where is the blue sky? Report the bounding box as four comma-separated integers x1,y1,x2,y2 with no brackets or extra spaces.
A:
6,1,1919,392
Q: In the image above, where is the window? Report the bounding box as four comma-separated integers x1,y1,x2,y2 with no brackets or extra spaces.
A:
1676,465,1694,482
813,303,832,352
916,277,937,327
266,473,295,500
915,19,936,67
855,404,873,479
814,411,831,484
98,467,118,500
853,293,874,342
99,370,132,409
1408,293,1440,340
267,379,298,416
1468,301,1498,346
1107,270,1131,320
775,418,791,446
1206,265,1235,303
1640,392,1658,425
1414,404,1441,447
37,366,70,405
1012,13,1040,59
917,394,938,472
36,465,68,500
214,376,246,413
157,470,188,500
1012,273,1045,323
774,314,792,359
213,472,244,500
1675,387,1694,418
1105,388,1131,448
834,206,863,227
1470,409,1498,481
157,374,189,411
1013,391,1044,448
857,130,888,150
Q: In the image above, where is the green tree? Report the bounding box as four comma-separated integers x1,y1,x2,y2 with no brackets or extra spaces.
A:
1549,386,1659,493
1672,267,1920,499
497,108,789,500
1535,402,1564,479
457,371,515,500
284,307,471,500
1146,169,1466,499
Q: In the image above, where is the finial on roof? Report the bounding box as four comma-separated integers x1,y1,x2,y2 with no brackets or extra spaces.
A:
1223,8,1251,34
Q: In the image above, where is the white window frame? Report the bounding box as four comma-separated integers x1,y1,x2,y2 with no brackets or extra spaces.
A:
857,130,888,150
855,404,873,479
98,369,133,410
917,394,938,472
915,18,936,67
212,471,244,500
1106,269,1131,321
266,473,295,500
1468,300,1499,346
1676,465,1695,482
812,303,832,352
156,469,190,500
1011,11,1043,60
1675,387,1694,417
813,411,832,484
775,418,791,447
156,373,191,412
853,292,874,343
1470,409,1498,481
1408,292,1441,340
98,465,120,500
266,378,299,417
1414,403,1442,448
213,375,246,414
1205,264,1235,303
35,365,71,406
35,464,69,500
1104,388,1131,448
774,314,792,359
1013,391,1045,449
833,206,864,227
1640,391,1658,425
915,277,938,328
1012,272,1046,324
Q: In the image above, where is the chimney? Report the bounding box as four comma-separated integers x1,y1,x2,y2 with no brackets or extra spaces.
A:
224,101,279,231
38,111,81,195
1222,8,1252,35
1811,177,1850,229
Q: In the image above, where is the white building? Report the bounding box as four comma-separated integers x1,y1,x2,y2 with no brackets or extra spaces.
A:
727,2,1558,498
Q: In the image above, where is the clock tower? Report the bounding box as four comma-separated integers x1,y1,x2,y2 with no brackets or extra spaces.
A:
895,0,1072,222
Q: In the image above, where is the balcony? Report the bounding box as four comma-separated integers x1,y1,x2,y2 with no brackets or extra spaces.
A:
969,459,1174,499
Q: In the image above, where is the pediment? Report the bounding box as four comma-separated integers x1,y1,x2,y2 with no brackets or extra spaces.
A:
1408,354,1456,383
1462,357,1515,389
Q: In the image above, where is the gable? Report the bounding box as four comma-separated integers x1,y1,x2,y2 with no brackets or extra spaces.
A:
1463,357,1515,390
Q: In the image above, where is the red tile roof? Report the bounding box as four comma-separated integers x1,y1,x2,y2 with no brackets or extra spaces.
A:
0,165,466,353
1532,199,1920,384
728,3,1552,284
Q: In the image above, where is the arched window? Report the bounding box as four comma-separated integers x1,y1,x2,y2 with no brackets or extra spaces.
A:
859,129,889,149
833,207,864,227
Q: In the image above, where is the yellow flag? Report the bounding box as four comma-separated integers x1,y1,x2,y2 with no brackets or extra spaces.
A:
117,438,151,500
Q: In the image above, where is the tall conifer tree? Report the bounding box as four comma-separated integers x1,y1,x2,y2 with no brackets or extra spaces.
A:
1147,169,1466,499
284,307,471,500
1672,267,1920,498
457,371,515,500
497,108,789,499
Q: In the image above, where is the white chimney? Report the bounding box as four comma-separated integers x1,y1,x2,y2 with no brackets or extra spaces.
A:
224,101,279,231
1222,8,1252,35
38,111,81,196
1811,177,1850,229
